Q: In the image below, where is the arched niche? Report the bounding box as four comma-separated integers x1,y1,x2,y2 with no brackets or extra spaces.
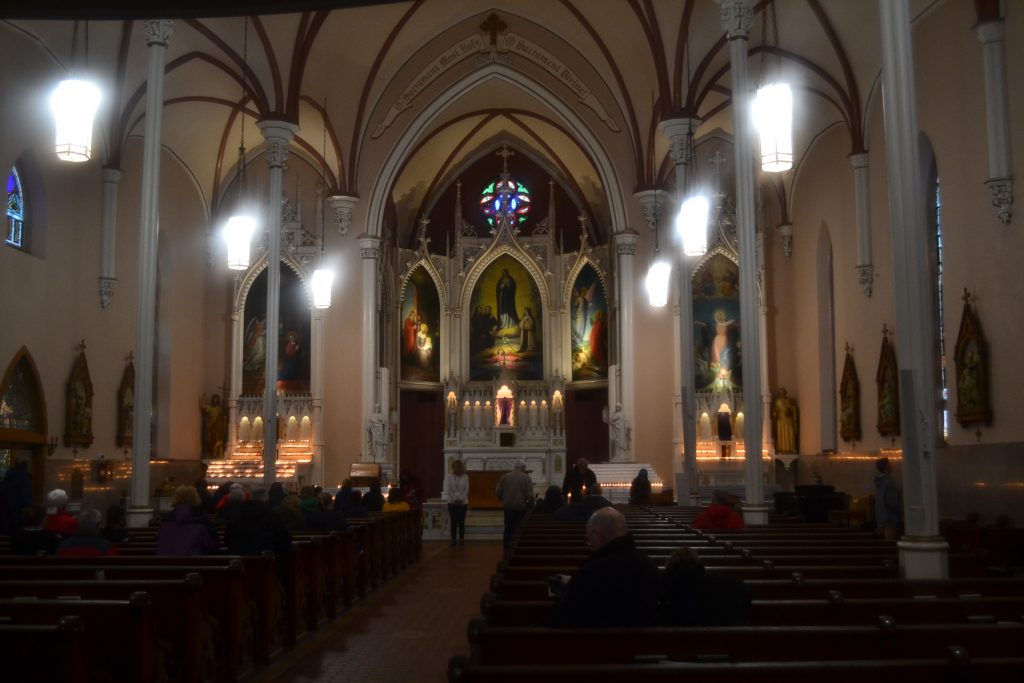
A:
399,263,445,383
0,346,48,502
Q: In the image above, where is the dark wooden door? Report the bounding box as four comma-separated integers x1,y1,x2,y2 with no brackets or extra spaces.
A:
565,388,609,465
398,389,445,498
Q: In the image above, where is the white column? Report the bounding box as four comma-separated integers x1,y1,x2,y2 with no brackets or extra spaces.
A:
257,120,299,488
359,233,382,461
719,0,767,525
975,19,1013,225
128,19,173,528
98,167,122,309
851,153,874,296
878,0,948,578
659,117,703,505
311,307,325,486
227,303,242,456
612,229,638,461
757,232,772,468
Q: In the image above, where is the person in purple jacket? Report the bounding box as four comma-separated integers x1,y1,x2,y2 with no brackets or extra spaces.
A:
157,485,218,556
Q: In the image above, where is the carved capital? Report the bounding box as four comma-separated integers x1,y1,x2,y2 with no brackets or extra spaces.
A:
358,234,381,260
99,277,116,309
633,189,667,232
257,121,299,169
613,230,638,257
102,167,123,184
856,264,874,297
776,223,793,258
975,20,1005,46
616,243,636,256
658,118,701,166
143,19,175,47
718,0,754,39
328,194,359,237
848,152,869,171
986,176,1013,225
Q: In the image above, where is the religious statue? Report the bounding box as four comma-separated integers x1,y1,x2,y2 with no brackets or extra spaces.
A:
199,394,228,458
609,404,630,458
369,406,387,461
772,388,799,454
446,391,458,437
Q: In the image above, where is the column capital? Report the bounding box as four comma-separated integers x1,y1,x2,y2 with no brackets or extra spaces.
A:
848,152,870,170
633,189,667,232
659,117,702,166
143,19,175,47
328,193,359,237
612,229,639,256
102,167,124,183
257,120,299,168
358,233,382,259
975,19,1004,45
776,222,793,258
717,0,754,40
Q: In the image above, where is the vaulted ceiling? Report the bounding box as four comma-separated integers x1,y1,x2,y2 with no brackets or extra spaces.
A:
2,0,941,247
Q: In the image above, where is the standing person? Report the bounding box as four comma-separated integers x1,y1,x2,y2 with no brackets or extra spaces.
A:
629,468,653,505
551,508,659,628
157,486,218,556
874,457,901,541
561,457,597,501
495,460,533,548
445,460,469,546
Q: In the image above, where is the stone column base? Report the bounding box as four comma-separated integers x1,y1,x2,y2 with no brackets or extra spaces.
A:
741,502,772,526
126,506,155,529
898,536,950,579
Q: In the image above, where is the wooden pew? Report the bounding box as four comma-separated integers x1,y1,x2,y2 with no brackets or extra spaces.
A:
0,616,87,683
0,593,157,682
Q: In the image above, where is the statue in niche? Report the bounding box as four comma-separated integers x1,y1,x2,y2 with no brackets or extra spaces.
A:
199,394,227,458
609,404,630,458
772,388,799,454
369,406,387,461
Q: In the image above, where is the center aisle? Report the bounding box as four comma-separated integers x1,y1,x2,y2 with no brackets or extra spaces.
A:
255,540,504,683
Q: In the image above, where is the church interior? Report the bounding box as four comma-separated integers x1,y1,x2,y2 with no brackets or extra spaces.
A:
1,0,1023,680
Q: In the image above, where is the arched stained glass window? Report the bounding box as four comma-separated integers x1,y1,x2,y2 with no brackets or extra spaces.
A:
480,177,531,227
6,167,24,248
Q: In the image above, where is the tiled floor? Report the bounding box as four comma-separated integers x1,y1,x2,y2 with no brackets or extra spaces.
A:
253,540,503,683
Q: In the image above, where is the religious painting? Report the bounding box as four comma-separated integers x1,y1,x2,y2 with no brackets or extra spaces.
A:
116,353,135,448
400,265,442,382
875,327,900,437
64,340,93,448
242,263,312,395
692,254,741,393
569,264,608,382
469,254,543,381
839,346,861,443
953,290,991,428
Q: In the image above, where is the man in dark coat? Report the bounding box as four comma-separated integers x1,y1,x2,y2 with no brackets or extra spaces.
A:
551,507,659,627
561,457,597,502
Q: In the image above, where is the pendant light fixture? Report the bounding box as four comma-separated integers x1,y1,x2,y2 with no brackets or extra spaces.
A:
51,21,101,162
310,98,334,309
677,194,710,256
753,0,793,173
225,17,257,270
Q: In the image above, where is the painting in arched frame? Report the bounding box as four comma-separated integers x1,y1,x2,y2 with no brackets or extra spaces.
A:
692,254,741,393
570,263,608,381
469,254,543,381
400,265,442,382
242,263,311,396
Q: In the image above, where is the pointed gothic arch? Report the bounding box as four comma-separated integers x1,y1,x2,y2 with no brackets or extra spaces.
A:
0,346,48,445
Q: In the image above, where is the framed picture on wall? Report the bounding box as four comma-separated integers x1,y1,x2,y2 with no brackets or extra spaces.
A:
839,344,861,443
64,340,93,449
876,326,900,437
116,353,134,448
954,289,992,428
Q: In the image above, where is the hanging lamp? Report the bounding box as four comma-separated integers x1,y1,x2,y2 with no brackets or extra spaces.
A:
677,194,710,256
311,97,334,309
225,17,257,270
753,1,793,173
645,196,671,307
51,21,101,162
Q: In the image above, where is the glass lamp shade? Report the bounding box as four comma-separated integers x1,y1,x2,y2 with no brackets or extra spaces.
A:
646,259,672,307
676,195,709,256
50,78,102,162
224,214,256,270
311,267,334,309
753,82,793,173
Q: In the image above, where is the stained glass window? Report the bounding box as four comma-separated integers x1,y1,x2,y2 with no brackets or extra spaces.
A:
6,166,24,248
0,360,39,431
480,177,530,227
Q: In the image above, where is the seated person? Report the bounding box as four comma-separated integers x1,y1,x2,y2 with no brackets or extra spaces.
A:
101,504,132,544
629,468,653,505
553,493,591,521
10,504,59,555
57,508,118,557
534,485,564,513
691,489,746,530
584,483,613,512
346,490,369,518
225,492,292,557
43,488,78,537
157,485,218,556
274,494,307,531
308,493,348,531
550,508,659,628
382,487,411,513
660,546,751,626
363,482,385,512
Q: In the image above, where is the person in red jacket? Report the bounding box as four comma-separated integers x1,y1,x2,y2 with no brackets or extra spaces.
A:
691,490,746,530
43,488,78,537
